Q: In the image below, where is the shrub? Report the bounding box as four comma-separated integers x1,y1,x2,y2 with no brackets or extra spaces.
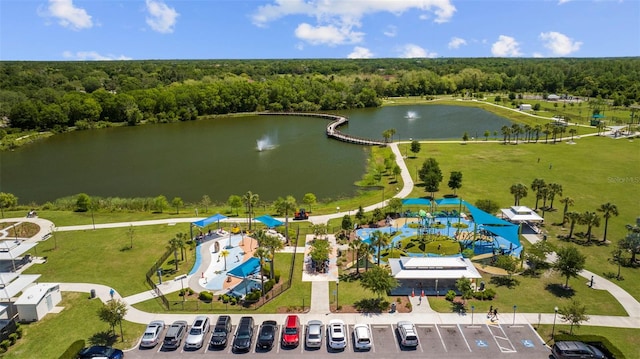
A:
264,279,275,292
445,290,457,302
15,324,22,339
198,291,213,302
483,288,496,300
0,340,10,352
8,333,17,345
274,272,281,283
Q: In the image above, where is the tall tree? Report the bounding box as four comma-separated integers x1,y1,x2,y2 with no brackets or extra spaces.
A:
227,195,242,216
302,193,317,212
419,158,443,199
554,246,586,288
370,230,391,266
448,171,463,195
168,237,180,271
261,234,284,279
242,191,259,230
559,300,590,335
597,202,619,243
253,247,270,296
176,232,188,262
509,183,528,206
153,195,169,213
200,195,212,213
565,211,581,239
619,223,640,264
171,197,183,214
273,195,297,243
382,128,396,143
97,299,128,338
547,183,563,209
530,178,546,210
410,140,421,157
559,196,575,221
220,249,230,271
359,265,398,298
0,192,18,218
75,193,91,212
579,211,601,243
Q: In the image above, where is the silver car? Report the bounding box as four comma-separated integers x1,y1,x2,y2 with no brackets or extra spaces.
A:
327,319,346,350
140,320,164,348
185,316,210,350
305,320,322,348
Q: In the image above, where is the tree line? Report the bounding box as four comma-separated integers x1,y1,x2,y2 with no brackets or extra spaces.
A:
1,57,639,132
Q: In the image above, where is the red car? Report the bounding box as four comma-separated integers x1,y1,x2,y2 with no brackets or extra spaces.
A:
281,315,301,347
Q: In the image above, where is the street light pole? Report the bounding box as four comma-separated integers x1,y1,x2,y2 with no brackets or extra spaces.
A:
471,305,475,326
552,306,559,339
512,305,517,325
336,279,339,310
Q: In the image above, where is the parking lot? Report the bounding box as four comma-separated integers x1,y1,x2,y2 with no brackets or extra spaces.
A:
126,321,551,359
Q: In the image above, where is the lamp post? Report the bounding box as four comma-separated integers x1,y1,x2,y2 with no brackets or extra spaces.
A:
512,305,517,325
116,308,124,342
552,306,559,339
435,279,439,297
471,305,475,326
336,279,340,310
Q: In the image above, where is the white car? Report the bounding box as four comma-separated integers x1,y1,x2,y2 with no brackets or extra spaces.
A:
353,324,372,351
185,316,210,350
305,320,323,348
397,321,419,348
140,320,165,348
327,319,346,350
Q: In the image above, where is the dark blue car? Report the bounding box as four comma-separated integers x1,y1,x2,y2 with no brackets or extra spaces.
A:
77,345,124,359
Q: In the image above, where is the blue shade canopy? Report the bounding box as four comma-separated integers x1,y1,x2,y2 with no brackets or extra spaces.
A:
402,198,432,205
254,215,283,228
483,224,521,248
436,198,464,206
228,257,260,278
463,201,514,226
192,213,228,228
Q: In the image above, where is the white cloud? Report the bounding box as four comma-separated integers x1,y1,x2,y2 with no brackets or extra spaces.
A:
383,25,397,37
145,0,179,34
294,23,364,46
491,35,522,57
533,52,544,58
253,0,455,45
558,0,572,4
448,37,467,49
539,31,582,56
398,44,437,58
62,51,132,61
40,0,93,30
348,46,373,59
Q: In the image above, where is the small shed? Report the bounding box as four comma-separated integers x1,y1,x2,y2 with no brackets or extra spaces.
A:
519,104,532,111
14,283,61,322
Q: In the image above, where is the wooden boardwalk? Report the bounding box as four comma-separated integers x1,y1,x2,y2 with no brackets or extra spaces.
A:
260,112,387,146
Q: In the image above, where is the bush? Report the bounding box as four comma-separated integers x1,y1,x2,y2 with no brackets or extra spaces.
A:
264,279,275,292
59,339,85,359
274,272,281,283
484,288,496,300
198,291,213,302
15,324,22,339
8,333,17,345
0,340,10,352
445,290,456,302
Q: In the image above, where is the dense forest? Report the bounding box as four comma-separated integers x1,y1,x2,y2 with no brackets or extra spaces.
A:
1,57,639,132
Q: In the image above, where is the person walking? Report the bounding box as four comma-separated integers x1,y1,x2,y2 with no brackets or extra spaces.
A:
487,305,493,318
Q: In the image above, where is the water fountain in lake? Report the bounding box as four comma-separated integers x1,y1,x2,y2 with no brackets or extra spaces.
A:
256,134,277,151
404,110,420,120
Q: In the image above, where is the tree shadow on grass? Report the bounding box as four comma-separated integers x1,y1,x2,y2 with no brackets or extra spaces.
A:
545,283,575,298
88,331,117,346
489,276,520,289
354,298,389,313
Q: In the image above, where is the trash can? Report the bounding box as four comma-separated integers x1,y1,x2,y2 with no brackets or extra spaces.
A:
90,289,96,299
390,303,396,313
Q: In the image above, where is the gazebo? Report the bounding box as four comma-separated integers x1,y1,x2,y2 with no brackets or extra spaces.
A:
190,213,228,240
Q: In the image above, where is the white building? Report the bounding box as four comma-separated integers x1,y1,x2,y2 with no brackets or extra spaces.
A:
519,104,532,111
14,283,61,322
388,257,482,295
500,206,544,223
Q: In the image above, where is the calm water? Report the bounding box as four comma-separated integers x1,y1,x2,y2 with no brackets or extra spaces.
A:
0,105,511,203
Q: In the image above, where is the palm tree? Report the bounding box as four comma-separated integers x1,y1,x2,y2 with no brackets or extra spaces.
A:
534,124,542,142
176,232,188,262
560,196,575,221
547,183,563,209
579,211,601,243
168,237,180,271
262,235,284,279
220,249,230,271
565,211,581,239
348,240,360,274
597,202,619,243
511,123,521,144
274,195,297,243
543,123,552,143
501,125,511,144
569,128,577,141
523,124,532,142
509,183,528,206
253,247,270,296
531,178,546,210
370,231,391,266
242,191,259,230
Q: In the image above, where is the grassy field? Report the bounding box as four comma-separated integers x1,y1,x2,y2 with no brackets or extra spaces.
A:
395,135,640,300
2,292,145,358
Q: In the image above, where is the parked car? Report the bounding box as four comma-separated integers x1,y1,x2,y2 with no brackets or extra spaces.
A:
77,346,124,359
305,320,323,349
327,319,346,350
353,324,372,351
397,321,419,348
163,320,187,350
232,316,254,352
209,315,232,348
281,315,301,347
140,320,165,348
185,316,210,350
552,341,606,359
257,320,278,350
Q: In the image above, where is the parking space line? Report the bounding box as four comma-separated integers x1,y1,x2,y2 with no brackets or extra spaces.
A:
368,324,375,353
434,324,447,352
487,324,517,353
456,324,473,352
390,324,400,352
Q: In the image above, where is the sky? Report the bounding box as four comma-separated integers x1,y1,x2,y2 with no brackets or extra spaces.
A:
1,0,639,61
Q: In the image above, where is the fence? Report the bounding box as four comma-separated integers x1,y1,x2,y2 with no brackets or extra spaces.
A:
144,248,173,310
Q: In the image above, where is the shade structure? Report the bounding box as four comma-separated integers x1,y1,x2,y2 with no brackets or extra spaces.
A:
402,198,432,206
254,215,283,228
435,198,464,206
192,213,228,228
227,257,260,278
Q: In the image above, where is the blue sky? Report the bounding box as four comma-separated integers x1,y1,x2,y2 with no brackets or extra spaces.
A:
1,0,639,60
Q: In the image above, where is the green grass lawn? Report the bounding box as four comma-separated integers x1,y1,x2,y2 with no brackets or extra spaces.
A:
537,325,640,359
23,223,193,297
2,292,144,359
427,271,627,316
395,135,640,300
